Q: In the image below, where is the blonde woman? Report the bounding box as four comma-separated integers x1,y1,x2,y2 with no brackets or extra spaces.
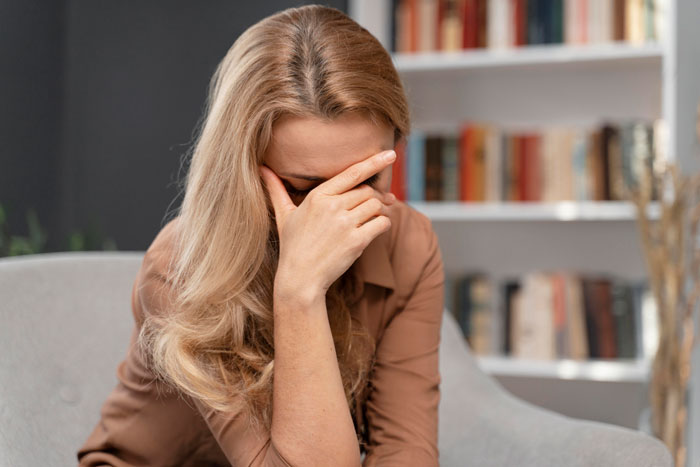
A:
77,5,444,467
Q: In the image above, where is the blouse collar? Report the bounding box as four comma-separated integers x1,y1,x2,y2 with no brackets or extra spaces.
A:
352,230,396,292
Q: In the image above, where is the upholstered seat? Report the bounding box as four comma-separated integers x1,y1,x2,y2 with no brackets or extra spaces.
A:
0,252,672,466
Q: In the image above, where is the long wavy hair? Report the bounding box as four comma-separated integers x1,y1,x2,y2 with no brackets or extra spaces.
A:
138,4,410,444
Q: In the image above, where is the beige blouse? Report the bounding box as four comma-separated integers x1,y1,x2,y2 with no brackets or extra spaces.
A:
77,200,445,466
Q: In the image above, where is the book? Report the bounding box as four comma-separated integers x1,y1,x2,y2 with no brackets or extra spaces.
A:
407,130,426,201
401,120,657,202
393,0,659,52
564,273,589,359
610,278,637,358
442,134,460,201
582,277,618,358
425,135,443,200
390,138,408,201
513,273,556,359
451,271,649,361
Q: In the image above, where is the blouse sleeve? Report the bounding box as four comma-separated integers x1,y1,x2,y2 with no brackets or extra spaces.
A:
132,249,297,467
77,246,296,467
362,226,444,467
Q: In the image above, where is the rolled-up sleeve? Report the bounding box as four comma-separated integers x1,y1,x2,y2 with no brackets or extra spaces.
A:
362,227,444,467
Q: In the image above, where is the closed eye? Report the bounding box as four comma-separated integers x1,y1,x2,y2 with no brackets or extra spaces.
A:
285,173,381,197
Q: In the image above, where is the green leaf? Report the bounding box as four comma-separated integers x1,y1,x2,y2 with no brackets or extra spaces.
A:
9,237,36,256
68,232,85,251
26,208,47,253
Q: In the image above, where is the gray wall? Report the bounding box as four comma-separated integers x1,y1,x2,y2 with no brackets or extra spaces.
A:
0,0,67,249
1,0,347,251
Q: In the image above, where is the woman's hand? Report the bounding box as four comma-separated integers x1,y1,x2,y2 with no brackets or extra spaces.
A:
259,149,397,303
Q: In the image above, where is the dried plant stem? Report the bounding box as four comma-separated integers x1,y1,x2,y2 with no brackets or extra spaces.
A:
629,157,700,467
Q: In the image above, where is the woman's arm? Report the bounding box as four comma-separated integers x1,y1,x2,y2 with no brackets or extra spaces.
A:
258,149,397,467
270,276,359,467
362,218,444,467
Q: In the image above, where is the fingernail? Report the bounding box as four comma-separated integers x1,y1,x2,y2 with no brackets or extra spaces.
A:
382,150,396,162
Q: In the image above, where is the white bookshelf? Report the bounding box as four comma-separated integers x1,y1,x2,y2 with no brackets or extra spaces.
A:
408,200,660,222
476,355,650,383
392,41,663,72
350,1,700,464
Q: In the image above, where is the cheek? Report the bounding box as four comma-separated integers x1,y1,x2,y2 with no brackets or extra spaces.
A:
378,166,393,192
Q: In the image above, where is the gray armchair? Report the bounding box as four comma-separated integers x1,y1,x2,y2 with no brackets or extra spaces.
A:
0,252,673,466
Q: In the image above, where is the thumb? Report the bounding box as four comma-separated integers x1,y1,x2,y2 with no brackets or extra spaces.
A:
259,164,296,224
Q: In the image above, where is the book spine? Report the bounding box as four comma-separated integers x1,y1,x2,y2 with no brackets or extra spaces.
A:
390,138,408,201
442,135,460,201
407,131,426,201
425,135,443,200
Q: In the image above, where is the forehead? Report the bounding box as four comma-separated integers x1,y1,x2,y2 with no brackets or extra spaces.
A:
264,112,394,179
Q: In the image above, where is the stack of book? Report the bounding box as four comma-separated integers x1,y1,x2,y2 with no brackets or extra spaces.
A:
447,271,659,361
392,0,665,53
389,121,661,203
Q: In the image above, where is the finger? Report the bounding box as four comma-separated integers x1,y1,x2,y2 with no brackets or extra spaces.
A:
355,214,392,243
317,149,396,196
349,197,391,226
259,165,296,222
339,184,395,210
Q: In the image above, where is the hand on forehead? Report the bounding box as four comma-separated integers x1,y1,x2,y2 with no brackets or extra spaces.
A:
263,113,395,184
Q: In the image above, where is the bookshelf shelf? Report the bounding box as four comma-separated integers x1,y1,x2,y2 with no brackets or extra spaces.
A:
408,201,661,222
476,355,651,383
392,42,663,74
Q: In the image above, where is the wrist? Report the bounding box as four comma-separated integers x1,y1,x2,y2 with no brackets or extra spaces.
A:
274,267,326,308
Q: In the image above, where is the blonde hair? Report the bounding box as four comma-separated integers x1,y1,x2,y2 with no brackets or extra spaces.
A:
138,4,410,444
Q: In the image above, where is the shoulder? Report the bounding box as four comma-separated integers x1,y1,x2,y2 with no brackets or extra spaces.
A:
384,200,443,300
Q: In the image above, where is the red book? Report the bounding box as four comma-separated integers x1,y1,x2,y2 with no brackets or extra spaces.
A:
390,139,407,201
512,0,527,46
462,0,478,49
589,279,617,358
524,134,541,201
515,135,528,201
408,0,419,52
436,0,446,50
476,0,487,48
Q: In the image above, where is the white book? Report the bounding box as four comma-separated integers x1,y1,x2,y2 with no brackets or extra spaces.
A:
514,273,556,360
599,0,614,43
587,0,601,43
419,0,437,52
653,0,667,43
564,0,579,44
640,285,659,360
487,0,509,49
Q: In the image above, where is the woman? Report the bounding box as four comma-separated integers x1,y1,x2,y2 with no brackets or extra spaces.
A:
77,4,444,466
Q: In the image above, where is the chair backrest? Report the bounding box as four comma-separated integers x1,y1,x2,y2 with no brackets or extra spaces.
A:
0,251,501,466
0,252,144,467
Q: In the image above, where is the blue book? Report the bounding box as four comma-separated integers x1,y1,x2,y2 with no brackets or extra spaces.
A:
407,130,426,201
571,131,589,201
